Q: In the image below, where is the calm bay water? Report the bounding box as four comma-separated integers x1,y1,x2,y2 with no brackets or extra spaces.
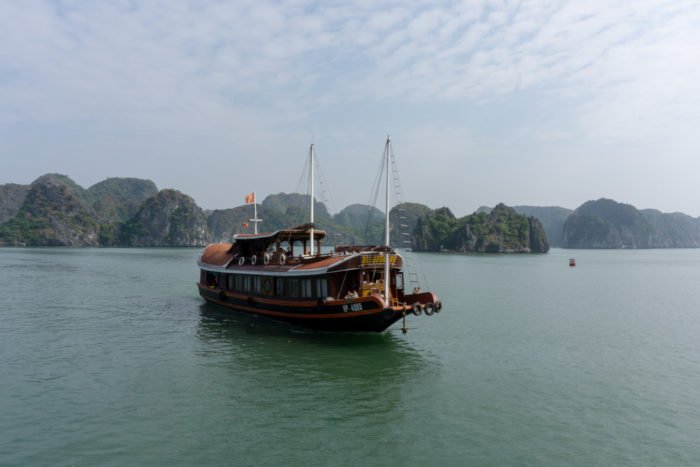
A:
2,247,700,466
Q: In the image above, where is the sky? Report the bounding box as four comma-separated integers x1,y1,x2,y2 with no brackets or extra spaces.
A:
1,0,699,217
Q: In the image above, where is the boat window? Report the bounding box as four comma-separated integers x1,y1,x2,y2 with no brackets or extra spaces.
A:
396,273,404,291
205,272,220,288
276,277,284,296
301,279,312,298
228,274,234,290
261,276,273,295
269,277,321,298
243,275,251,292
317,278,328,298
253,276,261,294
288,279,299,298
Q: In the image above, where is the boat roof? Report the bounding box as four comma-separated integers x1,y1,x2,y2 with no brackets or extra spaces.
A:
232,223,326,244
199,244,403,276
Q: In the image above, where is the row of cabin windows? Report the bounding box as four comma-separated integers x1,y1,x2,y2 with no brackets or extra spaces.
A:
204,271,328,299
275,277,328,298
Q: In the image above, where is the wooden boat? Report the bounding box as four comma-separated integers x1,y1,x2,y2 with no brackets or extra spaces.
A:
197,138,442,332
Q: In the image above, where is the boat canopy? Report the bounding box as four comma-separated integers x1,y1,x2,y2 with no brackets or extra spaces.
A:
228,223,325,256
232,223,325,242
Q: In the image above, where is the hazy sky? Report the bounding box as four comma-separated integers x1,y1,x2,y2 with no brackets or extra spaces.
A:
1,0,699,216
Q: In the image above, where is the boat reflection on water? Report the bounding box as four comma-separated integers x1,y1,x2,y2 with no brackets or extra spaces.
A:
194,304,435,459
196,303,429,384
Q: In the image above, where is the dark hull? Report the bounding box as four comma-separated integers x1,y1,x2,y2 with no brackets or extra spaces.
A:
198,284,406,332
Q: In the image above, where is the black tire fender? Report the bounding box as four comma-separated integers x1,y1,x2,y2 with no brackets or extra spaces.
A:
412,303,422,316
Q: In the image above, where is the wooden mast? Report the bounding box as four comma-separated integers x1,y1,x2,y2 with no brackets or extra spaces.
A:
384,136,391,302
310,144,315,256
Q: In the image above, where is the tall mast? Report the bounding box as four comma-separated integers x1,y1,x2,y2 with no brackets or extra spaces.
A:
384,136,391,301
310,144,315,256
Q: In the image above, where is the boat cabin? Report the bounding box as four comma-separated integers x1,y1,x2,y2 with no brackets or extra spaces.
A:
198,224,407,305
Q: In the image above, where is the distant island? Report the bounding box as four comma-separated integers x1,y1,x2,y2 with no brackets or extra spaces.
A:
479,200,700,249
562,198,700,248
0,174,426,247
1,174,699,250
412,204,549,253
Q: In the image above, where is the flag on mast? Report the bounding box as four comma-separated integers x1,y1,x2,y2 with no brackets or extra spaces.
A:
245,192,262,234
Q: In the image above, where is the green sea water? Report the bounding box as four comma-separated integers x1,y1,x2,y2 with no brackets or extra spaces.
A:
2,247,700,466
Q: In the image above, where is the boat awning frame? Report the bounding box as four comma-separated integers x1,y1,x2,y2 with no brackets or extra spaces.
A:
229,223,325,251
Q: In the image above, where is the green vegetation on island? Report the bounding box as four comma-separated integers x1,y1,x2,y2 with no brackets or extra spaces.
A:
3,173,699,251
118,189,210,247
88,177,159,224
0,183,30,224
412,203,550,253
0,178,101,246
511,206,573,247
563,198,700,248
0,175,417,248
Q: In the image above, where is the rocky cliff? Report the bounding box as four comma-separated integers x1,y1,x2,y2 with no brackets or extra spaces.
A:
2,174,393,247
332,202,433,246
477,205,573,247
119,189,210,247
639,209,700,248
512,205,572,247
8,173,697,250
0,177,101,246
390,202,433,247
413,203,549,253
330,203,382,245
87,177,158,223
208,193,347,243
0,183,30,224
0,174,169,246
207,206,251,243
563,198,700,248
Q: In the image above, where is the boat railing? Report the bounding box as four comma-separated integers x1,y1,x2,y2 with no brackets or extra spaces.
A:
335,245,393,254
296,251,337,263
227,249,341,267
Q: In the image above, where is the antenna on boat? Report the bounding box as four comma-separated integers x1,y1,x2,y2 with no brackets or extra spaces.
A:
309,144,315,256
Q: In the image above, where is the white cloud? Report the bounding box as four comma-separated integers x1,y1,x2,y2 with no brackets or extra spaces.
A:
1,0,699,215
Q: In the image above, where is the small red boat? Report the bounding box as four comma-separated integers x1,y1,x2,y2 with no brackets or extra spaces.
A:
569,258,576,267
